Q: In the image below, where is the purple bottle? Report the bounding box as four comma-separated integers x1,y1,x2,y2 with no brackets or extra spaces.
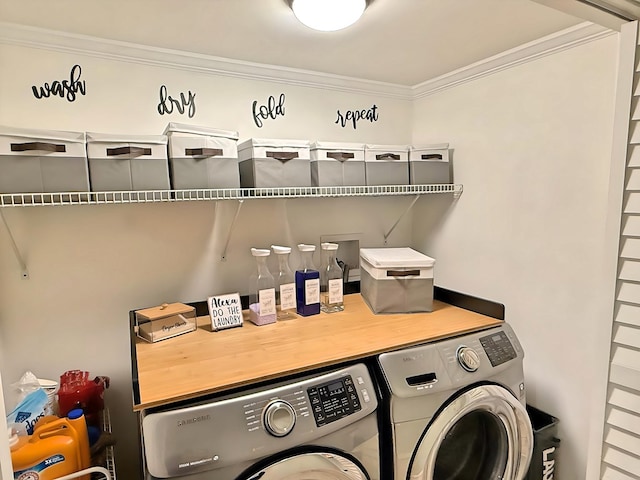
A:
295,244,320,316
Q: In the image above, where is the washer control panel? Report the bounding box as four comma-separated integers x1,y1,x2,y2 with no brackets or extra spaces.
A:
307,375,362,427
480,330,517,367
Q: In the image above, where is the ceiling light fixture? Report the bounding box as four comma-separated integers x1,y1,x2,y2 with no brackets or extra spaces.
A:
289,0,368,32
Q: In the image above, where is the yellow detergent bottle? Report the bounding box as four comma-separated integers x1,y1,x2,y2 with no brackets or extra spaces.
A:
10,417,88,480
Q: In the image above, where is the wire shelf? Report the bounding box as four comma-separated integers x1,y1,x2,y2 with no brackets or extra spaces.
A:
0,184,462,207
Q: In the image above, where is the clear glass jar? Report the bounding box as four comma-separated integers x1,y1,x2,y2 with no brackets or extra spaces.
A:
248,248,277,325
271,245,297,320
295,244,320,316
320,242,344,313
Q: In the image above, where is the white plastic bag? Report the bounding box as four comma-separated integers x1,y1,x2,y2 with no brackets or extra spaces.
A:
6,371,48,435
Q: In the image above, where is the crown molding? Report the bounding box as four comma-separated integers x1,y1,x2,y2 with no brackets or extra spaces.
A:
0,21,616,101
412,22,615,99
0,22,413,100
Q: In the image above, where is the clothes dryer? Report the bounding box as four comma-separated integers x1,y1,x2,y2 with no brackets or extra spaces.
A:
377,323,533,480
140,362,380,480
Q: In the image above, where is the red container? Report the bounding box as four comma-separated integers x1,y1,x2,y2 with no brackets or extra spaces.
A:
57,370,109,425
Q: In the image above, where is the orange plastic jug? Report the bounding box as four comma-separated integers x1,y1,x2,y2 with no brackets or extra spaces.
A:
10,417,89,480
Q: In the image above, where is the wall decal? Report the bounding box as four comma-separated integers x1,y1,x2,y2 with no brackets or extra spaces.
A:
335,104,379,129
32,64,86,102
157,85,196,118
252,93,285,128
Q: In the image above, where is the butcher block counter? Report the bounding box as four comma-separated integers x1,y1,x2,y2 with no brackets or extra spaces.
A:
130,292,503,411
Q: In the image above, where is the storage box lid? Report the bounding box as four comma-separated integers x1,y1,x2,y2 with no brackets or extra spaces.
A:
136,302,194,321
163,122,239,140
360,247,435,268
410,143,449,152
238,138,310,149
86,132,167,145
311,141,365,151
364,144,410,152
0,125,85,144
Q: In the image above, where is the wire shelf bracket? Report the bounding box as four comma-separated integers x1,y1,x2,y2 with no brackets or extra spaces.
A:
221,199,244,261
0,210,29,279
383,195,421,245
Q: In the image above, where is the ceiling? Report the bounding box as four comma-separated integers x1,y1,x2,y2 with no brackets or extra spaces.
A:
0,0,600,86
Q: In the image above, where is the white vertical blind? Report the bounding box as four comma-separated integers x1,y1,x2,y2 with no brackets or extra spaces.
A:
602,21,640,478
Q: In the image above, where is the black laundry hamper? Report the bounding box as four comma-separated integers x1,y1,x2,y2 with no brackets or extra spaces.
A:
524,405,560,480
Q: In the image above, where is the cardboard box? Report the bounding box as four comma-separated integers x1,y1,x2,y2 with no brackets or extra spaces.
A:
409,144,451,184
164,123,240,191
0,125,89,194
86,132,169,191
364,144,410,186
238,138,311,188
360,247,435,314
310,141,365,186
135,302,196,343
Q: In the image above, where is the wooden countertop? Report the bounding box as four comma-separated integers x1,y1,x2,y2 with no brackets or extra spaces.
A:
131,294,502,411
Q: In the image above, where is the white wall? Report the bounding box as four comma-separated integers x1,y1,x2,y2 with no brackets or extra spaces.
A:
0,42,416,479
0,27,622,480
411,34,619,479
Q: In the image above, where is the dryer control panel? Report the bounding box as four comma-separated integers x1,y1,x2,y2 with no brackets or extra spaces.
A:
308,375,362,427
479,330,517,367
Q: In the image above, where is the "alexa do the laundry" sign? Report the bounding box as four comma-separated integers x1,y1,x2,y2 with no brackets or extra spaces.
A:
208,293,243,331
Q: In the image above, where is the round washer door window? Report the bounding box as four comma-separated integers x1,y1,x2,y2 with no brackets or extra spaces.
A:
408,384,533,480
241,452,369,480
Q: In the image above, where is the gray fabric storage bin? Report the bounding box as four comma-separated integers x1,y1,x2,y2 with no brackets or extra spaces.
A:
364,144,410,186
310,141,365,186
0,126,89,194
360,247,435,314
238,138,311,188
87,132,169,191
409,144,452,184
164,123,240,191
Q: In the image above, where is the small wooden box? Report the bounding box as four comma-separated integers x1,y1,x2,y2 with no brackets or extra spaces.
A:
135,303,196,343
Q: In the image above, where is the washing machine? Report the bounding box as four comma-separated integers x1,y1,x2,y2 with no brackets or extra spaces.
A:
139,362,380,480
377,323,533,480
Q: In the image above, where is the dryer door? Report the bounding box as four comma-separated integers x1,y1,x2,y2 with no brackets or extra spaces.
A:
240,451,370,480
407,384,533,480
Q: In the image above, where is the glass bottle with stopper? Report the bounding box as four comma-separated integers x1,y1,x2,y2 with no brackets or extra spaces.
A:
320,242,345,313
271,245,297,320
295,244,320,316
249,248,277,325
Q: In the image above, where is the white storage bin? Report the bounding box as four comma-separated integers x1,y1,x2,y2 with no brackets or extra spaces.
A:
409,144,452,184
360,247,435,314
164,123,240,191
0,125,89,194
238,138,311,188
364,144,410,186
310,141,365,186
86,132,169,191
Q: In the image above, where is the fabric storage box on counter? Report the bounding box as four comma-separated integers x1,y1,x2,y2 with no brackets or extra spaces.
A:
409,143,452,184
164,123,240,191
360,247,435,314
364,144,410,185
238,138,311,188
86,132,169,191
0,125,89,194
310,141,366,186
135,302,196,343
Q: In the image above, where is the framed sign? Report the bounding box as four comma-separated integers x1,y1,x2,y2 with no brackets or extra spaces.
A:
208,293,243,331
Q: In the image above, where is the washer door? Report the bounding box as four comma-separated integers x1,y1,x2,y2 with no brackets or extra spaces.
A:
240,451,369,480
408,384,533,480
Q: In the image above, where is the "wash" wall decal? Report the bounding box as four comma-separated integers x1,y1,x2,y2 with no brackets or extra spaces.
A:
32,64,86,102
